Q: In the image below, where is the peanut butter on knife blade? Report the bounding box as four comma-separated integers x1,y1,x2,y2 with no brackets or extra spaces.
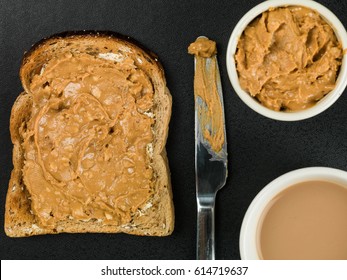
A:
188,37,225,153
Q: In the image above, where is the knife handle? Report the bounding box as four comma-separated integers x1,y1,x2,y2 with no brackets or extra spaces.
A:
197,204,215,260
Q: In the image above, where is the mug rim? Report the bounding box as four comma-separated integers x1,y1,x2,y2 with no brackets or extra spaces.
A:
239,167,347,260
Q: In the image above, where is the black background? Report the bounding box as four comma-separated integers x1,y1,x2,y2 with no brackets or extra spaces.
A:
1,0,347,260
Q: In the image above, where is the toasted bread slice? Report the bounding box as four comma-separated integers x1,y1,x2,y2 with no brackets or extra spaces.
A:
5,31,174,237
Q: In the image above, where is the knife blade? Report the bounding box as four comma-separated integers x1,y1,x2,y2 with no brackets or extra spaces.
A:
190,36,228,260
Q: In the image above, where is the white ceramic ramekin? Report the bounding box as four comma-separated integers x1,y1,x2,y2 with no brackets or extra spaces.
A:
239,167,347,259
226,0,347,121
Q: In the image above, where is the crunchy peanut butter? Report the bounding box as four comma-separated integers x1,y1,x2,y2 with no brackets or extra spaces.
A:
188,37,217,58
22,50,155,228
235,6,343,111
188,37,225,152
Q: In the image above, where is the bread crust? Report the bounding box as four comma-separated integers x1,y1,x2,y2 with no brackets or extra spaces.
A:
5,31,174,237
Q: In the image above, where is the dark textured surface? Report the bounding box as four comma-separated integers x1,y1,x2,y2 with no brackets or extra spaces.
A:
1,0,347,260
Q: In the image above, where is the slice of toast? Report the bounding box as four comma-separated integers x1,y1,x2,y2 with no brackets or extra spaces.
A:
5,31,174,237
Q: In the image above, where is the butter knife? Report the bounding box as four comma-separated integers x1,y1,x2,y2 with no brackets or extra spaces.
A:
190,36,228,260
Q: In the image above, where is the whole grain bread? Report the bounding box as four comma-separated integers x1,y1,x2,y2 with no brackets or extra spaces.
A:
5,31,174,237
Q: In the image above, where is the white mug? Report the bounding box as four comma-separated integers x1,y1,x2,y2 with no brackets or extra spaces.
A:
239,167,347,259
